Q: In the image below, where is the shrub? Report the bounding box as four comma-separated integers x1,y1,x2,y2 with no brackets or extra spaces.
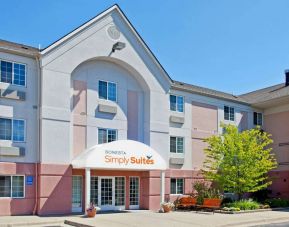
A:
193,181,223,204
221,197,233,205
251,189,272,202
264,198,289,208
226,199,260,210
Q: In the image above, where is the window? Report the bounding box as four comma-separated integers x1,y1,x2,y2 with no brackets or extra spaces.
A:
254,112,263,126
170,136,184,153
0,175,24,198
170,178,184,194
98,128,117,144
0,60,26,86
224,106,235,121
0,118,25,142
170,95,184,112
98,80,117,101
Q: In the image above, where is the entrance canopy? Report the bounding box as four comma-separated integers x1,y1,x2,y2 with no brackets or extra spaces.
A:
71,140,167,170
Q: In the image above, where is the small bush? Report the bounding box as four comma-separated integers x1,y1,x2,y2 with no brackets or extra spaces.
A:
226,199,260,210
221,197,233,205
264,198,289,208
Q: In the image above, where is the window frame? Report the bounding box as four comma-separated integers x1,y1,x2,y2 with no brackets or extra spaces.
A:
0,59,27,87
98,80,117,102
97,128,118,144
253,112,263,126
224,105,235,121
170,136,184,154
0,175,25,199
169,94,184,113
170,178,184,195
0,118,26,143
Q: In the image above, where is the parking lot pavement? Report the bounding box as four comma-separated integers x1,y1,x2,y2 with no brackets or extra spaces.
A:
0,209,289,227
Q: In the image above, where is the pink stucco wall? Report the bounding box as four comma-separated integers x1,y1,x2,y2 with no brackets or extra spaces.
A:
264,110,289,198
191,101,218,169
72,80,87,157
37,164,72,215
264,110,289,171
0,162,35,216
127,90,138,141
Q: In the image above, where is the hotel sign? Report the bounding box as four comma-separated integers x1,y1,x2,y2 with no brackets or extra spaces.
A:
72,140,166,170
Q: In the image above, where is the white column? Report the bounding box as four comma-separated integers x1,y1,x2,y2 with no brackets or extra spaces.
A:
160,170,165,204
85,168,91,211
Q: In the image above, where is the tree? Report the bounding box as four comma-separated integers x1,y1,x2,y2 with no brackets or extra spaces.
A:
202,124,277,200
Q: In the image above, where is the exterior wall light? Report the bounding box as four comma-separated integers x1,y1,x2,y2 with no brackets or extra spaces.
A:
112,42,126,52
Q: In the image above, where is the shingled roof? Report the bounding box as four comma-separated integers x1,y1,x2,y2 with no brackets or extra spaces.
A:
240,83,289,104
172,80,249,105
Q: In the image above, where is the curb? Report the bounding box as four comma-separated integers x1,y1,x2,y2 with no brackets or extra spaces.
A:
64,220,94,227
215,207,289,214
0,220,64,227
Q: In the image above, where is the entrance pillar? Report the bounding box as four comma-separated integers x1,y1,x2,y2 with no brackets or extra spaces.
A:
160,170,165,203
85,168,91,212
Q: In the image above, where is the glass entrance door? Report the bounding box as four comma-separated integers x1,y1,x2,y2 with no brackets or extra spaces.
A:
99,177,114,210
129,177,140,209
72,176,83,212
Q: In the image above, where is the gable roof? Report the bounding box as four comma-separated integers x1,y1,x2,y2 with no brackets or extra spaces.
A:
40,4,173,83
172,80,249,105
0,39,39,57
240,83,289,104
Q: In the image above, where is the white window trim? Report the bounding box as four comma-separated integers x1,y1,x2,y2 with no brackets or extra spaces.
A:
170,178,184,195
170,136,184,154
0,59,27,87
98,80,117,102
169,94,184,113
0,118,26,143
0,175,25,199
97,128,118,144
224,105,235,122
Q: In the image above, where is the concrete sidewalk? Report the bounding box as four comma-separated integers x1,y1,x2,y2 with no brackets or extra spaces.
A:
0,209,289,227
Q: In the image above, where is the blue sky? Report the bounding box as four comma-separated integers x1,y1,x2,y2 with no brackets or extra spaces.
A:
1,0,289,94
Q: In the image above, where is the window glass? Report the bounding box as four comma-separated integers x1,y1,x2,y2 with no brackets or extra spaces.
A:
224,106,235,121
107,129,117,143
170,95,184,112
177,137,184,153
0,61,12,84
0,176,11,197
12,176,24,198
99,81,107,99
12,119,25,142
177,96,184,112
0,118,12,140
170,136,184,153
98,128,107,144
13,63,26,86
98,128,117,144
170,137,177,153
170,178,176,194
108,82,117,101
254,112,263,126
170,178,184,194
170,95,176,111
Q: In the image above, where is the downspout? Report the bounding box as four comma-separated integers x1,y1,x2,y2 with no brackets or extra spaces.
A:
33,53,42,215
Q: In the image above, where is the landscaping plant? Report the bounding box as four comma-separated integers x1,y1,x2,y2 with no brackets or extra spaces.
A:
202,124,277,200
226,199,260,210
264,198,289,208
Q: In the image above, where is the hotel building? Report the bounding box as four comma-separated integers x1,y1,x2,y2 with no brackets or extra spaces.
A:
0,4,288,216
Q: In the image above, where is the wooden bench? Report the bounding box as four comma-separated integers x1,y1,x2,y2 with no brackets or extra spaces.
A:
176,197,197,209
196,198,222,213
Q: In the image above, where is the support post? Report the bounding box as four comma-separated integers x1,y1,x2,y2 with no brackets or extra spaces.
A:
160,170,165,204
85,168,91,212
